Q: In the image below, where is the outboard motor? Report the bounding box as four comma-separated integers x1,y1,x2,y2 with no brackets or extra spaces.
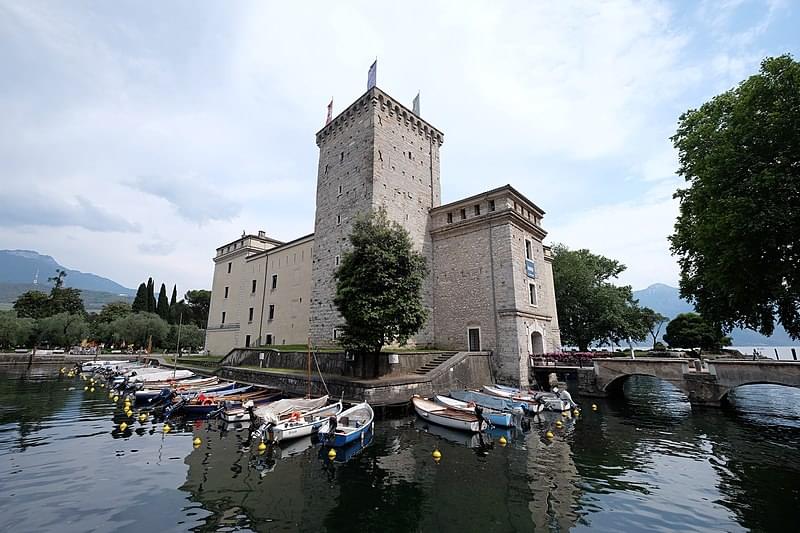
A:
164,396,186,419
474,405,486,430
149,388,175,408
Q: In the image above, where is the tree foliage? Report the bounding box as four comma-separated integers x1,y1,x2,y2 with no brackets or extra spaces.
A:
13,291,51,319
552,245,648,351
334,209,429,359
156,283,170,321
641,307,668,349
97,301,132,323
184,289,211,328
0,311,36,348
48,287,84,315
132,282,149,313
670,54,800,339
663,313,731,352
36,312,89,347
167,323,205,351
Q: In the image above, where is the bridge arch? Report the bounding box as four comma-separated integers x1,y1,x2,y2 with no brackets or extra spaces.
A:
719,380,800,404
603,373,691,399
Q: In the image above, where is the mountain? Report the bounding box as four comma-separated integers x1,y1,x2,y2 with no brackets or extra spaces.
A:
633,283,796,346
0,250,135,296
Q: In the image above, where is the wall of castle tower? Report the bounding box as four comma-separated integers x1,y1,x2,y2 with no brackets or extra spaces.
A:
205,248,252,354
309,95,376,345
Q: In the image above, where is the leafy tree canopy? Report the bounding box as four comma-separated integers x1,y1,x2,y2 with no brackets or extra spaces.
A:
132,282,149,313
334,209,429,357
184,289,211,328
13,290,51,319
670,54,800,338
663,313,731,352
641,307,669,349
97,301,132,323
36,312,89,347
552,245,648,351
0,311,36,348
156,283,170,321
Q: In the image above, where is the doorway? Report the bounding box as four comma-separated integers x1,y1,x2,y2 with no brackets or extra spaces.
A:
468,328,481,352
530,331,544,355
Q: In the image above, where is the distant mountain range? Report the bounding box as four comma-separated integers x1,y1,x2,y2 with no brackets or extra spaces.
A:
633,283,795,346
0,249,135,296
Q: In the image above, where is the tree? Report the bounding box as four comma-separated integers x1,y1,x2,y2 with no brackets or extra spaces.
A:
552,245,648,351
169,284,178,323
663,313,731,353
48,287,84,315
670,55,800,339
641,307,668,349
97,301,132,323
13,291,50,319
156,283,170,321
106,312,169,349
146,278,156,313
48,269,66,289
0,311,36,348
132,282,149,313
184,290,211,328
167,323,205,351
37,312,89,348
334,209,428,376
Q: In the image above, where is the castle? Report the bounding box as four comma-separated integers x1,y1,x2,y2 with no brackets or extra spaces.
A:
204,84,561,386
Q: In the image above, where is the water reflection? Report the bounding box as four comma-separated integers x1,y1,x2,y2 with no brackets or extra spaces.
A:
1,367,799,532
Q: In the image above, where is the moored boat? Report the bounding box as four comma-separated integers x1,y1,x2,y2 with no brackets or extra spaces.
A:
263,401,343,442
412,396,482,432
483,385,571,412
318,401,374,447
225,395,330,424
449,389,535,415
434,395,514,427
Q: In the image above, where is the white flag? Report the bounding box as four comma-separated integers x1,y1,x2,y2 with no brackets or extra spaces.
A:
412,92,420,116
367,60,377,89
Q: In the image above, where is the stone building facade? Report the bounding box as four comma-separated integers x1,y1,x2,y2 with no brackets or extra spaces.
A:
205,85,561,386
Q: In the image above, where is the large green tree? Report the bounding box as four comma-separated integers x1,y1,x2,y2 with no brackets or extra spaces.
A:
663,313,731,353
104,312,169,349
552,245,648,351
641,307,668,349
146,278,157,313
670,54,800,339
132,282,149,313
48,287,84,315
184,290,211,328
13,291,50,319
37,312,89,348
334,209,428,376
0,311,36,348
97,301,132,323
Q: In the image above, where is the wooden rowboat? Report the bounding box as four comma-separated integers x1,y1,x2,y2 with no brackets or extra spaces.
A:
412,396,482,432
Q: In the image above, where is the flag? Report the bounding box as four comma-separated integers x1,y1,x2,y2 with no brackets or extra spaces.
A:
367,59,377,89
326,98,333,125
412,91,420,116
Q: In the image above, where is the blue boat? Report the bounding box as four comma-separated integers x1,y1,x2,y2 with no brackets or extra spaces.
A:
318,402,374,447
449,389,535,415
320,427,374,464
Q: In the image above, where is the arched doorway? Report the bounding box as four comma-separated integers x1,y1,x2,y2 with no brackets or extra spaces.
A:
530,331,544,355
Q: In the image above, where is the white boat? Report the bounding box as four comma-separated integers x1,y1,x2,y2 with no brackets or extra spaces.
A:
266,402,343,442
125,369,194,384
227,395,330,424
412,396,482,432
433,395,515,427
483,385,572,412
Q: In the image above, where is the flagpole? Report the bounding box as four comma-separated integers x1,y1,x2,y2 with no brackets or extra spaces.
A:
173,312,182,379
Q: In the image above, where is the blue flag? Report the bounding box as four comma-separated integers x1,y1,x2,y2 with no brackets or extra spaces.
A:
367,60,377,89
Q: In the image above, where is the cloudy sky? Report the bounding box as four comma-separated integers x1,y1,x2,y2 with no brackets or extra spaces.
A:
1,0,797,294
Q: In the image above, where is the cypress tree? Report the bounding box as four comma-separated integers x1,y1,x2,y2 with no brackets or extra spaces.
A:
169,284,178,324
157,283,170,321
146,278,156,313
132,282,148,313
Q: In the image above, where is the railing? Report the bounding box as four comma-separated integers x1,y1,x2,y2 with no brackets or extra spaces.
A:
531,352,612,368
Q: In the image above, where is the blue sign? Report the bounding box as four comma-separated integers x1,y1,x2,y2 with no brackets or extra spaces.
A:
525,259,536,278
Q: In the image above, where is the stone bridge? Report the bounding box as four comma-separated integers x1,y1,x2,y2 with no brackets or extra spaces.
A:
580,358,800,406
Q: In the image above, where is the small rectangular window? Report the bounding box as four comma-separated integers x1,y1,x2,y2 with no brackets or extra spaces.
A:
265,334,273,345
529,283,538,306
268,304,275,320
337,215,341,225
460,208,466,220
227,262,232,273
525,239,533,260
335,255,340,266
489,199,495,212
271,274,278,289
245,335,251,347
221,311,226,324
447,212,453,224
248,307,254,322
338,184,342,195
474,204,481,216
251,279,257,293
224,286,229,299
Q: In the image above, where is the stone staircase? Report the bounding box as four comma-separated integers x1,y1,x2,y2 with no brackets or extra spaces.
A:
413,352,457,375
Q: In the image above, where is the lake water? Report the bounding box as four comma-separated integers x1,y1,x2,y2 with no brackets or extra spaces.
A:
1,365,799,532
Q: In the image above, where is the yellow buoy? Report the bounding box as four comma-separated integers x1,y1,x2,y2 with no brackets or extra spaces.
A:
546,430,554,439
90,387,95,393
258,441,267,452
125,410,133,417
498,436,507,446
555,420,563,428
432,449,442,461
592,404,598,411
327,448,337,459
84,386,88,391
139,414,147,422
573,409,580,416
60,368,65,374
163,423,171,433
119,422,128,431
193,437,202,447
113,396,119,402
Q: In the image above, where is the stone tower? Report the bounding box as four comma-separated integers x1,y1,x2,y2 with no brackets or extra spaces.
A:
310,86,444,347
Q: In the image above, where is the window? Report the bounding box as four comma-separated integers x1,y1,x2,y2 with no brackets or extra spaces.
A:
529,283,538,306
335,255,340,266
338,184,342,196
447,212,453,224
340,151,344,162
489,199,495,212
251,279,257,293
221,311,226,324
271,274,278,289
474,204,481,216
468,328,481,352
248,307,254,322
525,239,533,260
227,262,232,274
265,334,273,345
245,335,251,347
337,215,341,226
268,305,275,320
460,208,466,220
224,286,229,299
